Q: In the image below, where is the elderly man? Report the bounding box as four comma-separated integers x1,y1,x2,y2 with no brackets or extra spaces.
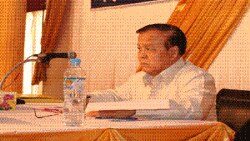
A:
87,24,216,120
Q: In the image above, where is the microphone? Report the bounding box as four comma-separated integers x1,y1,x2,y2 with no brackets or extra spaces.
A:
35,52,77,63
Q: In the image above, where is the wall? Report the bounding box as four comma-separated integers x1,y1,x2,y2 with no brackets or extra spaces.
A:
79,0,179,92
44,0,179,99
43,0,250,99
208,9,250,91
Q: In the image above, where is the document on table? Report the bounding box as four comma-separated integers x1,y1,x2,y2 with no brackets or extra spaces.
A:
85,99,169,112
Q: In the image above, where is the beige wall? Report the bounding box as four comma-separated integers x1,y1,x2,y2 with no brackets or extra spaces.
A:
79,0,179,92
209,10,250,91
43,0,250,99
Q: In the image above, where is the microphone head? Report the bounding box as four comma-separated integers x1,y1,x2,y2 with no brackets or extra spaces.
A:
68,52,77,59
37,52,77,63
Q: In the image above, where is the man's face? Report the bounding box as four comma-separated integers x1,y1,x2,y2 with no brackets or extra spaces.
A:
137,30,176,76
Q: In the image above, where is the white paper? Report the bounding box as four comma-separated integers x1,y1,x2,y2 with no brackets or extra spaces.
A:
85,99,169,112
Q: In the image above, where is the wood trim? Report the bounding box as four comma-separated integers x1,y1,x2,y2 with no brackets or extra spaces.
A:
27,0,46,12
91,0,156,8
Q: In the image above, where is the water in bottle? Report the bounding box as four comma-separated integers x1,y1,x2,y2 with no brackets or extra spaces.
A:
63,58,86,126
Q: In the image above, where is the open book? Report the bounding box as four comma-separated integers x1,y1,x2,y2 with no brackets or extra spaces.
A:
85,99,169,113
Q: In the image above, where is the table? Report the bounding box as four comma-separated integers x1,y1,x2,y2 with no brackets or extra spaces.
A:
0,103,235,141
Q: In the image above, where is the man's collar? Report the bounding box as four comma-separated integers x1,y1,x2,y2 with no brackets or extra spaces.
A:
159,58,185,79
143,58,186,85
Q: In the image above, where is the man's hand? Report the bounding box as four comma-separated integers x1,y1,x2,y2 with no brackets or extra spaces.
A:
86,110,136,118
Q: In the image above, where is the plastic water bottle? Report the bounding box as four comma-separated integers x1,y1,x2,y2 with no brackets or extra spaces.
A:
63,58,86,126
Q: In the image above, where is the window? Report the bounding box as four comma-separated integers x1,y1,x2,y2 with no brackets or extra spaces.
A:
23,10,45,95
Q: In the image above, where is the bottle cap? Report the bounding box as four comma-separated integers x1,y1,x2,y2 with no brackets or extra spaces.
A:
70,58,81,66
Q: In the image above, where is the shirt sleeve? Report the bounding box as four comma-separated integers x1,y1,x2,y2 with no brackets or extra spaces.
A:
171,72,216,120
181,72,216,120
136,72,216,120
88,75,136,102
87,89,122,102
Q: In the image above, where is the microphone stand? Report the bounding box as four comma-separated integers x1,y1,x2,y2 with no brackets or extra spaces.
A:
0,52,77,104
0,55,38,104
0,58,37,90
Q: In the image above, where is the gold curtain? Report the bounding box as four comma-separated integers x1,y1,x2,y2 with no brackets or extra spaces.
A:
0,1,26,93
167,0,249,70
32,0,68,85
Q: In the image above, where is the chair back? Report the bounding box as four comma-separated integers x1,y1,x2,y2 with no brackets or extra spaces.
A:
216,89,250,132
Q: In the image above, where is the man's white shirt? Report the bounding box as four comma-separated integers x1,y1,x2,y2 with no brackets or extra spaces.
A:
89,58,217,120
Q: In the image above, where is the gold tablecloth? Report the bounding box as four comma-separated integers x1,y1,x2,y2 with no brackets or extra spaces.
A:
0,122,234,141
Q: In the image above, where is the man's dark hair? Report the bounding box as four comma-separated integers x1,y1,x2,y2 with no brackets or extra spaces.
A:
136,23,187,55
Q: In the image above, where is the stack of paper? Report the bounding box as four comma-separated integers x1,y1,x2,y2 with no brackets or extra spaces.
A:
85,99,169,112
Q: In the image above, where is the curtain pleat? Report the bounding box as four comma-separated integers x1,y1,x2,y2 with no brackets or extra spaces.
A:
0,1,26,93
32,0,68,85
167,0,249,70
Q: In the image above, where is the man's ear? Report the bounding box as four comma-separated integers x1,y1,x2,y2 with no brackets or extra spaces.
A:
169,46,179,59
